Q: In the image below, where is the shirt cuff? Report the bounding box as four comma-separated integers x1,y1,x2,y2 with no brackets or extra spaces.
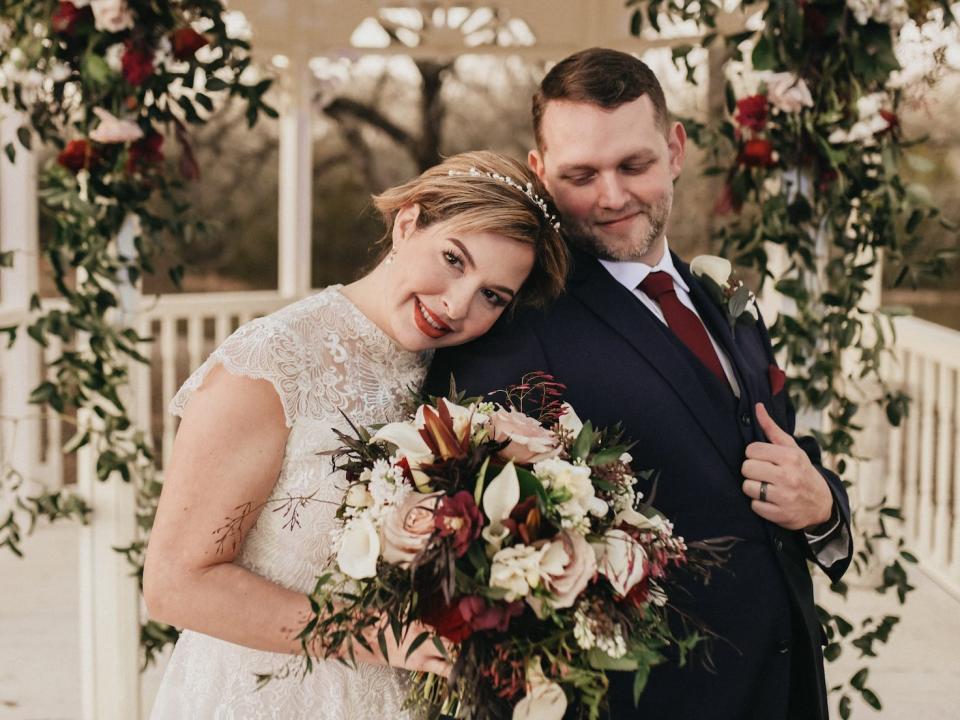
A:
804,505,849,568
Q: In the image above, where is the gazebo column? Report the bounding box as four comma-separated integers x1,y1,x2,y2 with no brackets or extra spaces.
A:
277,61,314,298
77,214,142,720
0,110,41,485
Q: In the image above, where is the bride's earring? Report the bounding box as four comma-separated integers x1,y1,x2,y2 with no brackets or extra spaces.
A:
384,247,398,266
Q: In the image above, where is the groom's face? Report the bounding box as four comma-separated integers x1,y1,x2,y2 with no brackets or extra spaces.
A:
529,95,685,264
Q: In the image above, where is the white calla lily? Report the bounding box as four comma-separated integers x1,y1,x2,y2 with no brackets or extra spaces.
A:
690,255,732,287
371,421,435,490
557,402,583,435
482,461,520,527
336,517,380,579
512,658,568,720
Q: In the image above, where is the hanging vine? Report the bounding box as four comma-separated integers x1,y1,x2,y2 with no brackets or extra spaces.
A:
0,0,275,664
628,0,958,716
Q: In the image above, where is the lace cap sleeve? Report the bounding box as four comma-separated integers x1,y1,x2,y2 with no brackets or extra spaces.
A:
168,316,314,428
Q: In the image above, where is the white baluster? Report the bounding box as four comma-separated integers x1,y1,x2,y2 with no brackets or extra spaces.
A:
215,313,231,345
903,352,921,543
883,347,905,509
933,364,954,569
187,314,204,376
917,358,937,554
951,368,960,585
43,337,64,488
160,317,177,469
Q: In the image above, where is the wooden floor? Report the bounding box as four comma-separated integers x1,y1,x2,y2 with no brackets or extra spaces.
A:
2,522,959,719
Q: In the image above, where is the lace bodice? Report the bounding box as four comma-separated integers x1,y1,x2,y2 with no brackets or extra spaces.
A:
151,286,431,720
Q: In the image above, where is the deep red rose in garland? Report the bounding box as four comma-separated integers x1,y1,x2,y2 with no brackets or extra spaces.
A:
122,41,154,85
435,491,483,557
171,27,209,60
734,94,768,132
126,131,163,173
879,109,899,132
817,168,839,193
739,138,776,167
52,1,91,35
57,139,96,173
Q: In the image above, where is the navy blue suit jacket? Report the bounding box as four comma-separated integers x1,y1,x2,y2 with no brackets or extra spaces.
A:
425,250,852,720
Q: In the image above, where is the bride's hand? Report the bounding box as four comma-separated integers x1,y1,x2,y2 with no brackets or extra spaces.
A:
348,620,454,677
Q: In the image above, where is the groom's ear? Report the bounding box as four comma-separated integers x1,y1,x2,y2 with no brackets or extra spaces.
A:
527,149,545,182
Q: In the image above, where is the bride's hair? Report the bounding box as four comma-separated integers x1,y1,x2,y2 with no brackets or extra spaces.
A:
372,151,568,308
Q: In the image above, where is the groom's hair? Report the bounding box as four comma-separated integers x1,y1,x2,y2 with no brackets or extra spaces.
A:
532,48,669,151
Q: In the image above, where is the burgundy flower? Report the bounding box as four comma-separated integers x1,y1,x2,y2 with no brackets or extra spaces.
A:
421,596,473,642
122,41,154,85
817,168,838,193
458,595,524,633
171,27,208,61
713,183,742,216
434,491,482,557
57,139,96,173
739,138,776,168
126,131,163,173
734,94,768,132
52,2,91,35
879,109,899,133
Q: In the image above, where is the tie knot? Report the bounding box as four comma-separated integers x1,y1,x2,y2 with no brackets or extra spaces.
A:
639,271,675,300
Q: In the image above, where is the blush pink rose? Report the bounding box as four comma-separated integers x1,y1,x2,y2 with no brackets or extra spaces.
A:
528,531,597,617
489,408,560,464
380,491,441,567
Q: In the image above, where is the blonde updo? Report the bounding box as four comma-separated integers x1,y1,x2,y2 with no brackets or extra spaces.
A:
372,151,568,308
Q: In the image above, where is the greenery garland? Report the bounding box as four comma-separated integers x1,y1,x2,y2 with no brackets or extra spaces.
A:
628,0,958,716
0,0,274,664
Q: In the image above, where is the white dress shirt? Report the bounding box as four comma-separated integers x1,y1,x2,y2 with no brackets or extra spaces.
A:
598,240,848,566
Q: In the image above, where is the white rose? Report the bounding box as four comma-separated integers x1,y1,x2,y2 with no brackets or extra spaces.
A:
490,543,546,601
89,107,143,144
594,529,647,597
690,255,732,287
533,457,606,527
103,43,124,72
336,517,380,579
91,0,135,33
762,72,814,114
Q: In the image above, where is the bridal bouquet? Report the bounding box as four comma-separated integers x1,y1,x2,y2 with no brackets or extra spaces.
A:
301,375,723,720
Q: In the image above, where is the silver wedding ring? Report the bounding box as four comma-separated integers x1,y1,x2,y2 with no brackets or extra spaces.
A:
759,481,769,503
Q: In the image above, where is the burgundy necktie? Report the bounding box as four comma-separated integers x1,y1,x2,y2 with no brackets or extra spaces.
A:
639,271,729,388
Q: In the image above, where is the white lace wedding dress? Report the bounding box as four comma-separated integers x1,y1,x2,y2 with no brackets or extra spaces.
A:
149,286,432,720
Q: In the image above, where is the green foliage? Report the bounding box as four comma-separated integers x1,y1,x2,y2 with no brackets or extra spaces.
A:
638,0,959,716
0,0,274,664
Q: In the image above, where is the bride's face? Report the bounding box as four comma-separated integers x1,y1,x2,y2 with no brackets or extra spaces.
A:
383,206,535,352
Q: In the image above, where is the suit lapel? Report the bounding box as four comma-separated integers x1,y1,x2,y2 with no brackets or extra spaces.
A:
568,255,744,477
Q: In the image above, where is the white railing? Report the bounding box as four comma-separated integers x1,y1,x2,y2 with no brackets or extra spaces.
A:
885,316,960,598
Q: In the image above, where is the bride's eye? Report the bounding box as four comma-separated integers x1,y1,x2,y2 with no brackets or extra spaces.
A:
443,249,464,269
481,288,508,307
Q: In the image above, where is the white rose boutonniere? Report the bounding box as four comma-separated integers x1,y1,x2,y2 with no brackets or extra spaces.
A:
690,254,758,334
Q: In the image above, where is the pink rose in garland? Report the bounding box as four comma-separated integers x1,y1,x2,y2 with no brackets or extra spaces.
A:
435,490,483,557
89,107,143,144
122,41,154,85
171,27,209,60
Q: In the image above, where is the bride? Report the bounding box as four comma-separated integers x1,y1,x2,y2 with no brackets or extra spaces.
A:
143,150,568,719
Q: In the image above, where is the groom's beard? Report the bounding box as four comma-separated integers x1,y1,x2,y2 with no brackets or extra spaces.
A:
564,193,672,263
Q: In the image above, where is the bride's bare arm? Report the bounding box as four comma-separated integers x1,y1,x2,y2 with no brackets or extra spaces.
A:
142,366,449,675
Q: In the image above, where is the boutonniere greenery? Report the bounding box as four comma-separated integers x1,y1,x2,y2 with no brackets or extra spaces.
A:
690,255,758,334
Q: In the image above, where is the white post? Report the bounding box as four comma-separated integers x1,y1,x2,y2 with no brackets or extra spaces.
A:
277,62,314,298
77,214,142,720
0,108,41,482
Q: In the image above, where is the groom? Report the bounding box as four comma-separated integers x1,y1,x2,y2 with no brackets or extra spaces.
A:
425,48,852,719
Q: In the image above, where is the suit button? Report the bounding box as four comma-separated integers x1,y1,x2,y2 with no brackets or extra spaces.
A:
777,640,790,654
740,412,752,427
774,538,783,552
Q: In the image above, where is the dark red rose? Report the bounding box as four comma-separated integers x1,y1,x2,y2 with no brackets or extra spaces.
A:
421,596,473,642
434,491,483,557
739,138,776,167
126,131,163,173
122,41,154,86
459,595,524,633
879,109,898,132
713,183,743,216
170,27,209,61
622,576,650,609
57,139,96,173
734,94,768,132
52,2,91,36
817,168,838,193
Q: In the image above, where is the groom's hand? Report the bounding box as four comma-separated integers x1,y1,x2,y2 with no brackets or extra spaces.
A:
740,403,834,531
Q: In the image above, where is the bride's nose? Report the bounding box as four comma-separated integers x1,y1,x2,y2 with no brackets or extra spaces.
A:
441,284,471,321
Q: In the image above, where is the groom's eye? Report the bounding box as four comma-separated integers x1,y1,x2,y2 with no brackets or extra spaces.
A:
565,173,594,186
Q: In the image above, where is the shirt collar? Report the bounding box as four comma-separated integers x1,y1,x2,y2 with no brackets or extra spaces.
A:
597,238,689,293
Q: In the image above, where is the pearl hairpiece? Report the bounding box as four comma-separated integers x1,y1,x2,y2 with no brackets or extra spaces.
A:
447,167,561,231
